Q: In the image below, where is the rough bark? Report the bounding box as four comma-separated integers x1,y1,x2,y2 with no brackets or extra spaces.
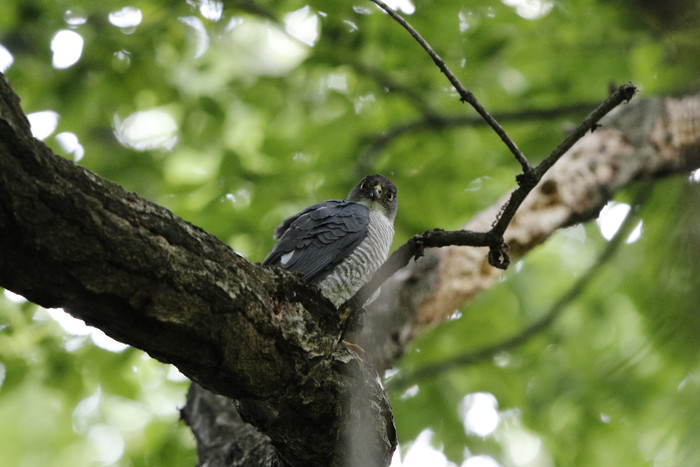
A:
3,64,700,465
182,383,281,466
0,73,395,466
181,93,700,464
187,93,700,463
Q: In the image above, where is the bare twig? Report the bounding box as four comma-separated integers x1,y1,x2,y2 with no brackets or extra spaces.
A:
340,1,637,337
368,0,531,173
490,83,637,238
533,84,638,180
342,83,637,325
341,229,493,315
386,187,650,390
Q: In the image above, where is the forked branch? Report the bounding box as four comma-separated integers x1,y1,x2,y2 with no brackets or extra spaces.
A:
386,187,650,390
341,2,637,327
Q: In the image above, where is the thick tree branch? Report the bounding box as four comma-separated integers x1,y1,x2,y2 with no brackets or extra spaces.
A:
0,73,395,466
182,383,280,466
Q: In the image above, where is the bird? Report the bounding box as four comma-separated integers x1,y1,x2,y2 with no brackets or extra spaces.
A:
263,174,398,307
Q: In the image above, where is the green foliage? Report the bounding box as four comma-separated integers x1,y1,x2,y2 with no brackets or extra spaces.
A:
2,0,700,465
0,298,195,466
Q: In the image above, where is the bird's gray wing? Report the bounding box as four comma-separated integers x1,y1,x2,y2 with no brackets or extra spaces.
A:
263,200,370,283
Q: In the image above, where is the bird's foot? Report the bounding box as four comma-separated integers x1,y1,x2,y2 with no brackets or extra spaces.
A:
342,340,367,359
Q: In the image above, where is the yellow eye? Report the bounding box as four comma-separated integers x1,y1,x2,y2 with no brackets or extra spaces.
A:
385,192,395,201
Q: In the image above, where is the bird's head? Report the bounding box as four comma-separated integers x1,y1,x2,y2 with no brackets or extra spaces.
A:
347,174,398,222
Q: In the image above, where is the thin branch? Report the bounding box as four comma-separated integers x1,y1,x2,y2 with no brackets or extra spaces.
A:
534,84,638,180
340,229,493,324
367,0,531,173
490,83,637,238
386,187,650,391
341,2,637,337
341,84,636,329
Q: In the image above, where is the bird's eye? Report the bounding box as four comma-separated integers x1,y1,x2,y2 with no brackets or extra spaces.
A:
360,182,367,190
385,192,395,201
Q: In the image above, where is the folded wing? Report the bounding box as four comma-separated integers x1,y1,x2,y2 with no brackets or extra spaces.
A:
263,200,370,283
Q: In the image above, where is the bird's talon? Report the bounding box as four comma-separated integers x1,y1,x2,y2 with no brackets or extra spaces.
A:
342,340,367,359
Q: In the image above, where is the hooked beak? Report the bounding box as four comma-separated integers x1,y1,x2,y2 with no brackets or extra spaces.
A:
370,185,382,201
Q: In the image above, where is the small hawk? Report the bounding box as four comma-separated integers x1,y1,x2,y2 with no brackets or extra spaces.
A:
263,174,398,306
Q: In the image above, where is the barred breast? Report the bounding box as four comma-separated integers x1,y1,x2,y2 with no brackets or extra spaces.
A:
318,210,394,306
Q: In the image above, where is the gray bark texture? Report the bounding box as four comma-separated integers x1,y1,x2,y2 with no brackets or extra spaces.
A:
1,67,700,466
0,72,395,466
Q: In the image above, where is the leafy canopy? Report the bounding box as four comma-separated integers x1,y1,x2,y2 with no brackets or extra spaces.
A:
1,0,700,466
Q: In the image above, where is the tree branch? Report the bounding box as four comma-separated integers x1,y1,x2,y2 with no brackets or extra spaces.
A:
368,0,531,172
181,383,279,466
0,72,395,466
354,92,700,371
387,187,650,390
341,84,637,327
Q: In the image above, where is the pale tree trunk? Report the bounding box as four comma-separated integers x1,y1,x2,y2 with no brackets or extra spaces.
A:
1,70,699,465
